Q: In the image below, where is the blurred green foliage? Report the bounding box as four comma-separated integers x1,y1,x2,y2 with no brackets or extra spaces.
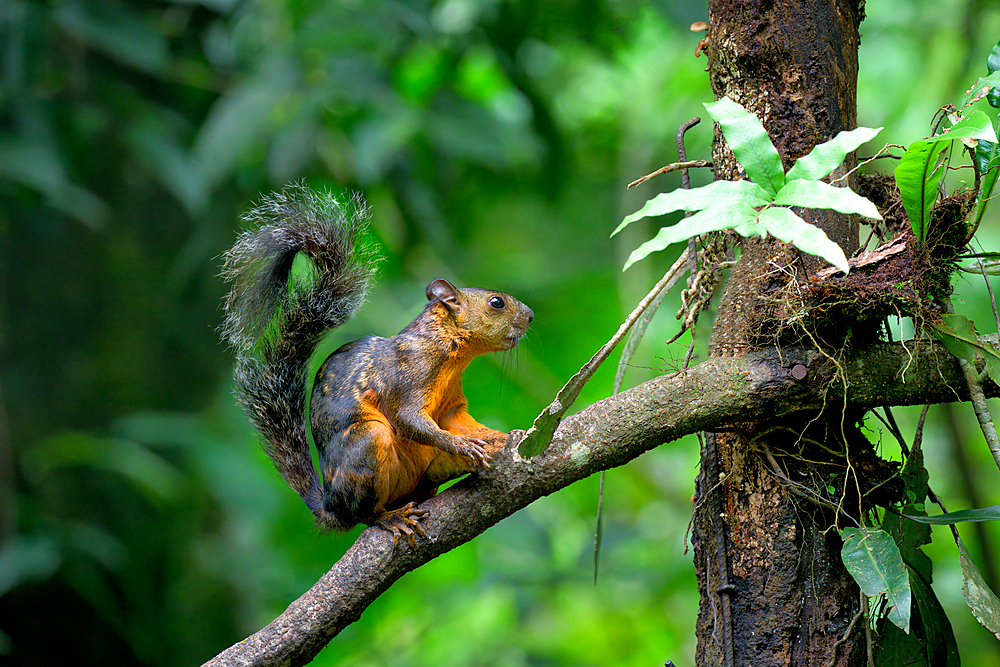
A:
2,1,1000,665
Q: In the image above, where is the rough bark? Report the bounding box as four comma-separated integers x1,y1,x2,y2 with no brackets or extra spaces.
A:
205,340,997,666
694,1,869,666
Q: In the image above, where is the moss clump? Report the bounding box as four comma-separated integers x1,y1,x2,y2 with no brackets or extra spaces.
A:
775,181,973,348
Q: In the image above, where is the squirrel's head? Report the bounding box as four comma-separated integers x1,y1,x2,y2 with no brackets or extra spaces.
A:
425,278,533,354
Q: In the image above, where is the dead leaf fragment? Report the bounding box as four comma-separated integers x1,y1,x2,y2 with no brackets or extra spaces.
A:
814,233,908,279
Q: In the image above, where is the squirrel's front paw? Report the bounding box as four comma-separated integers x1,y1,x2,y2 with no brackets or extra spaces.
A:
455,437,492,468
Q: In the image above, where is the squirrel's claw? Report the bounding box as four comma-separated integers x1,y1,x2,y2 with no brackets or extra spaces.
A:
457,437,492,468
375,502,430,549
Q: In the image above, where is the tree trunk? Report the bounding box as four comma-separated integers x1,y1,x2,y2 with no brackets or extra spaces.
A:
693,1,868,665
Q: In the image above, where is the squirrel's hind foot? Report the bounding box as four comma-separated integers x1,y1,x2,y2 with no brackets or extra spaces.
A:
374,502,430,548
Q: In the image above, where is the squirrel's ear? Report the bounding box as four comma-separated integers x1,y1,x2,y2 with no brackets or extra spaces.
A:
426,279,460,310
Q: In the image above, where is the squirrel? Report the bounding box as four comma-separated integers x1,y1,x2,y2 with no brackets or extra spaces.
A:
220,184,533,546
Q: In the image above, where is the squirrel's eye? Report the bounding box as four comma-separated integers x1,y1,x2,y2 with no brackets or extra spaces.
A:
488,296,505,310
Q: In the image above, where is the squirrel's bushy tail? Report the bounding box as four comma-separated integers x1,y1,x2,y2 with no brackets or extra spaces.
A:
221,183,378,524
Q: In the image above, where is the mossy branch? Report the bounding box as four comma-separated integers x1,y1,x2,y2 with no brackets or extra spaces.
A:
204,339,996,667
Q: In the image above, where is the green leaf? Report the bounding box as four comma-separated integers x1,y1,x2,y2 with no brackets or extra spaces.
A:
895,111,999,241
970,140,1000,235
732,215,767,238
975,139,1000,174
909,565,961,667
989,39,1000,108
877,559,960,667
957,70,1000,110
957,537,1000,640
785,126,883,182
941,109,1000,143
928,312,980,360
928,313,1000,383
613,179,771,236
758,206,850,273
841,527,912,633
906,505,1000,524
773,178,883,220
989,39,1000,75
622,204,758,271
894,141,946,242
875,540,960,667
704,97,786,197
517,402,562,458
883,439,933,581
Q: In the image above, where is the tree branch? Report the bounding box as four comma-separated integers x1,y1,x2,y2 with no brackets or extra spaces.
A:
204,340,997,667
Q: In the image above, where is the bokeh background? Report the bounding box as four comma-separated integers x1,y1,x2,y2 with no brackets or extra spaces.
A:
2,1,1000,665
